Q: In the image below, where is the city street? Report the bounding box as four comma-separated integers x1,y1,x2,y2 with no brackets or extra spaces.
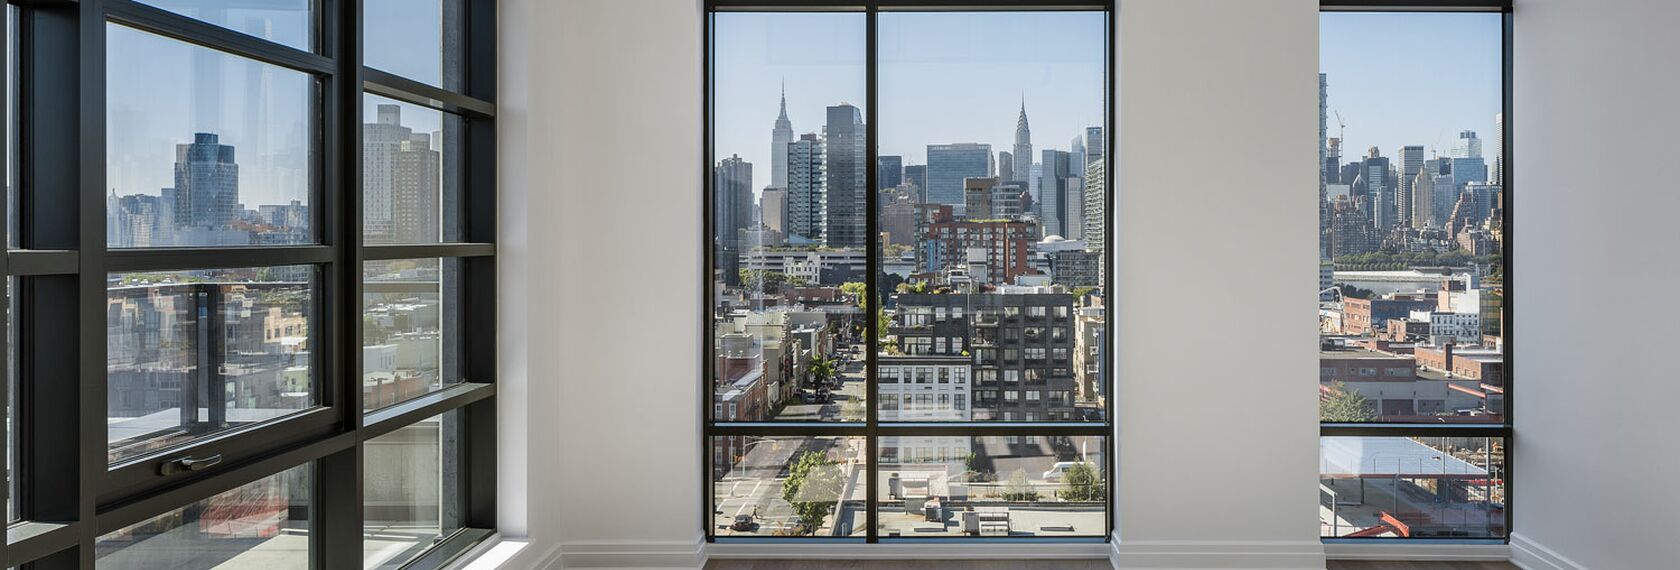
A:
773,344,868,421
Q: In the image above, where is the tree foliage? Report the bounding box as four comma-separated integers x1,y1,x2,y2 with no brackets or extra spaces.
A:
739,269,808,291
781,451,844,535
1320,381,1377,422
1059,462,1104,501
807,355,839,385
1001,469,1039,502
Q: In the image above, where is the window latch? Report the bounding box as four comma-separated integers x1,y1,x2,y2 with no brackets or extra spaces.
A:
160,454,223,476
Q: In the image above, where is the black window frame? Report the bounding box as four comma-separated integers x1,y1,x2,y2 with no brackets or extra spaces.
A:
1317,0,1514,544
703,0,1116,544
1,0,500,567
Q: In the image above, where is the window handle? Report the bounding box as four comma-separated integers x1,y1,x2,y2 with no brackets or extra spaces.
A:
160,454,223,476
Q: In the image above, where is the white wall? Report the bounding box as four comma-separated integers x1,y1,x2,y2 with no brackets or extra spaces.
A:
1114,0,1325,568
1510,1,1680,569
498,0,706,567
498,0,1328,568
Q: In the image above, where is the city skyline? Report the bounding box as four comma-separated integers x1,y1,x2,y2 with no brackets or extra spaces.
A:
713,11,1106,198
1321,12,1502,162
106,4,451,209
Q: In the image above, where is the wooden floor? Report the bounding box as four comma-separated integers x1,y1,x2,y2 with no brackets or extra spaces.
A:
707,561,1517,570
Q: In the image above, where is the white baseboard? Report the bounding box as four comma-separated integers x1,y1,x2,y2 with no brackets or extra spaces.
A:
1110,536,1327,569
556,537,707,569
1324,541,1509,561
707,540,1110,560
533,542,565,570
1510,534,1586,570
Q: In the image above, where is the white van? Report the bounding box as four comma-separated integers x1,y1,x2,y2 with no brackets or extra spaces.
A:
1042,461,1091,482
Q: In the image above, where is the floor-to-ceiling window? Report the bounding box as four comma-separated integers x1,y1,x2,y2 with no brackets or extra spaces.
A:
1317,1,1510,541
706,0,1112,542
2,1,499,567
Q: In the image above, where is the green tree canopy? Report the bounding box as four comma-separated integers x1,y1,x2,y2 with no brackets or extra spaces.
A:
1320,381,1377,422
781,451,844,535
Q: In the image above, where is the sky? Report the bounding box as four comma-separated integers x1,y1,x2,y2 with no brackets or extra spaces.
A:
105,0,448,209
1321,12,1504,165
713,11,1108,194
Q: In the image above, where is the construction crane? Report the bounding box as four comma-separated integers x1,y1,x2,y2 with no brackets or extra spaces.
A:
1334,111,1347,144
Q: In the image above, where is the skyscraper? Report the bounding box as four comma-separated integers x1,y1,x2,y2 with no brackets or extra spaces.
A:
997,151,1013,184
1039,149,1074,238
904,164,928,199
787,133,825,242
1412,164,1436,229
173,132,239,230
1451,130,1483,159
1397,145,1424,227
1084,126,1104,165
761,187,787,237
926,143,992,211
823,104,867,248
714,155,753,249
1082,158,1105,258
877,155,902,191
771,82,794,188
365,104,442,243
1012,101,1032,186
714,155,753,285
1070,134,1086,173
1358,148,1392,230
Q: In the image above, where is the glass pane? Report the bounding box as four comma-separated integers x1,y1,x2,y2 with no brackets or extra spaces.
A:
363,259,461,410
364,0,462,90
876,435,1106,538
6,4,16,249
136,0,312,51
876,12,1108,423
362,95,464,245
711,436,866,537
364,412,461,568
96,463,311,568
711,13,868,422
107,23,316,248
5,277,14,522
107,266,317,464
1320,436,1505,538
1318,12,1505,424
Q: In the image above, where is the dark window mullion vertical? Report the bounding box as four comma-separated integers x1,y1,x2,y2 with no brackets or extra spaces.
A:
863,1,878,544
1499,0,1513,539
314,0,362,566
1103,1,1115,538
74,0,108,566
461,0,497,531
700,3,716,542
16,0,92,566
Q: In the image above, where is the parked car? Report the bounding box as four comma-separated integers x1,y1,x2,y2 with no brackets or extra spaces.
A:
730,514,755,531
1042,461,1092,482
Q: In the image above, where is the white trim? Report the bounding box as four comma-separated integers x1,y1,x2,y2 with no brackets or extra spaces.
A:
557,537,708,569
1323,541,1509,561
1110,536,1327,569
707,541,1111,561
1510,534,1587,570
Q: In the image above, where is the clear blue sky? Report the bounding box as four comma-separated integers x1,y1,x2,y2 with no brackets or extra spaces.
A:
1321,12,1503,163
106,0,447,209
714,11,1108,192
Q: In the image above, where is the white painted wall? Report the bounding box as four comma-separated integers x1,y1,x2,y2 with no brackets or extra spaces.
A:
1114,1,1325,568
497,0,1327,568
497,0,705,567
1510,1,1680,569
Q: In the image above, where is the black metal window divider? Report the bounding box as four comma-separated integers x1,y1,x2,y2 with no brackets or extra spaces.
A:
0,0,500,567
